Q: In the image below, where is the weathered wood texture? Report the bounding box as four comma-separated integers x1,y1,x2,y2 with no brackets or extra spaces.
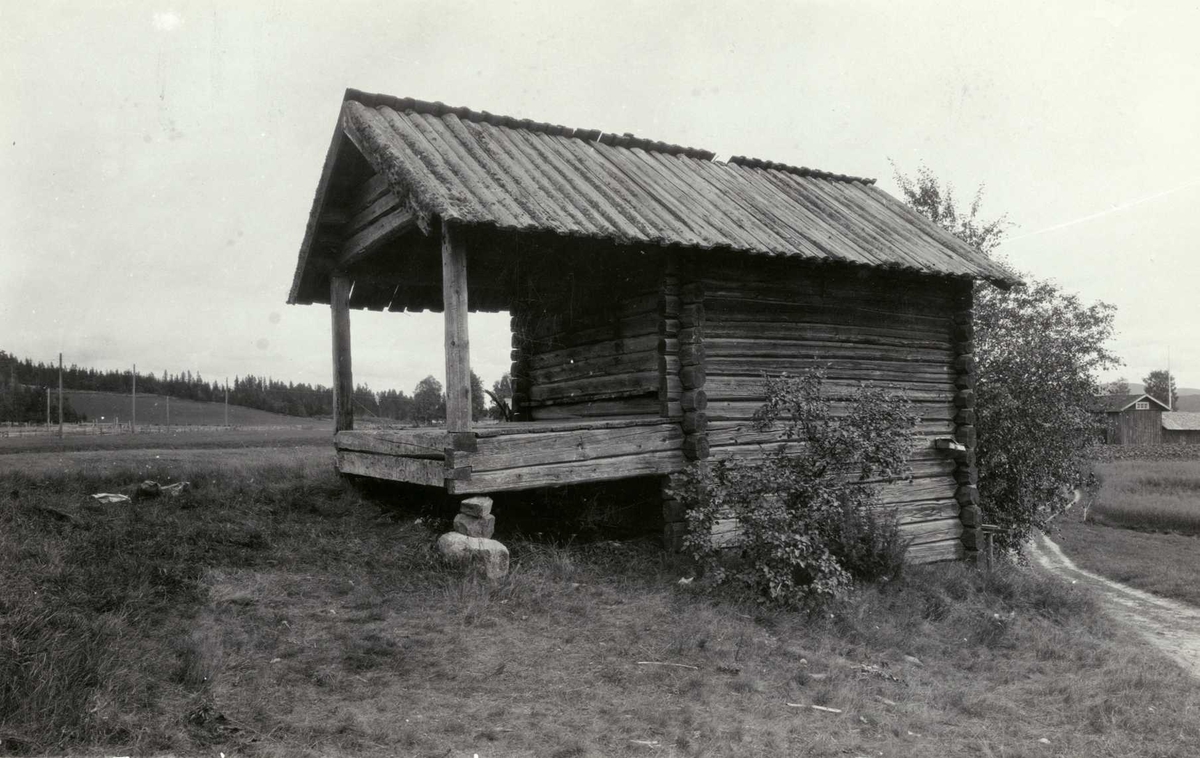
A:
685,258,969,562
1104,408,1164,445
677,263,709,462
442,223,472,432
512,250,664,420
330,274,354,433
948,285,983,557
336,450,446,487
333,420,687,494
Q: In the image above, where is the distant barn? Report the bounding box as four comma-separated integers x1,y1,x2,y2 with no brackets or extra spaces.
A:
1162,412,1200,445
286,89,1016,563
1094,393,1171,445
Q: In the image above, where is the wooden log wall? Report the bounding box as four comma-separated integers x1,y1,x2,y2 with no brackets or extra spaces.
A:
952,285,981,560
512,252,664,420
698,259,968,563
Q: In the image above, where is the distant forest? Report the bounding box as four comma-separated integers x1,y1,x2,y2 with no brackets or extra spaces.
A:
0,350,505,425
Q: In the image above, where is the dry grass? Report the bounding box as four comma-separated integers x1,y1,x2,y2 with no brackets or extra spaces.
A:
2,452,1199,756
1053,514,1200,607
1086,460,1200,535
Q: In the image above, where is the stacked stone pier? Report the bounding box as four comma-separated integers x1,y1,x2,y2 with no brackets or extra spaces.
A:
435,496,510,579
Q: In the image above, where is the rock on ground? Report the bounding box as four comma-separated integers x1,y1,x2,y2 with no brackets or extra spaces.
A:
453,512,496,539
436,532,510,580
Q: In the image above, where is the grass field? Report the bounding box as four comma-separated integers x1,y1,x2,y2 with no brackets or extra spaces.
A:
1052,516,1200,607
1,451,1198,757
1086,459,1200,534
0,426,330,458
54,389,323,429
1051,455,1200,607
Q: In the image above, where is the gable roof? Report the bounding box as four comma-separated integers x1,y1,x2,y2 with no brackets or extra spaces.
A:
1093,393,1171,412
288,89,1018,304
1162,412,1200,431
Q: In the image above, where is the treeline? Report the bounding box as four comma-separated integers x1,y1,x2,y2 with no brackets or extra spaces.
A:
0,351,509,425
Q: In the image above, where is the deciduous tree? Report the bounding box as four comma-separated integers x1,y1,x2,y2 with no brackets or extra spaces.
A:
412,375,445,426
1103,377,1130,395
894,165,1120,551
1142,369,1176,410
470,370,486,421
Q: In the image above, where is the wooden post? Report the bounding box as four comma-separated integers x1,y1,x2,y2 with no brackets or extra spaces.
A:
57,353,63,438
441,223,471,433
224,380,229,428
330,273,354,433
46,387,50,434
131,363,137,434
166,395,171,432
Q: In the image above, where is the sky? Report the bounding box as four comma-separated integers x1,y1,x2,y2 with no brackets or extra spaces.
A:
2,0,1198,398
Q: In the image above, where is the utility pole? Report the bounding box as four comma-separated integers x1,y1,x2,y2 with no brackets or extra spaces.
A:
131,363,137,434
166,394,171,433
224,378,229,428
1167,346,1174,411
57,353,63,438
46,387,50,435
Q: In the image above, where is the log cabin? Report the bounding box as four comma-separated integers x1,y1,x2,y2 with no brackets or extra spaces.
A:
286,89,1017,563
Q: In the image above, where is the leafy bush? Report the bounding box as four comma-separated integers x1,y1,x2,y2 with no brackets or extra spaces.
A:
893,165,1120,553
669,371,917,607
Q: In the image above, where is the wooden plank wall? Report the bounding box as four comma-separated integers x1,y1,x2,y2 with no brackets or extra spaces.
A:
698,259,969,563
1111,409,1163,445
513,252,664,420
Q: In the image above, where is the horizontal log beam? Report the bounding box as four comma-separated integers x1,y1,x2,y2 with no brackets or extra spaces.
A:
450,449,687,494
336,207,417,271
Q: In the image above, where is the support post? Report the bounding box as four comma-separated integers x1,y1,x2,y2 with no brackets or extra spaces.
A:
57,353,63,438
131,363,137,434
330,273,354,433
441,223,471,432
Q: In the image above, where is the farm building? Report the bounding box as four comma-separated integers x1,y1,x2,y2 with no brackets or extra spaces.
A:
1093,393,1171,445
1162,412,1200,444
286,89,1016,563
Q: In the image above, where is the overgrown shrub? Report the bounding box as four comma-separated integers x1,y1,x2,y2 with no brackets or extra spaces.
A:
669,371,917,607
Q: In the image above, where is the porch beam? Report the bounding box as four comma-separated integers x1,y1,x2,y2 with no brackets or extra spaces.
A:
335,207,416,271
442,222,472,432
330,273,354,432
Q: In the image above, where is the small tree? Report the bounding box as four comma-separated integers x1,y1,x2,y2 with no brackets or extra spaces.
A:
894,164,1120,551
670,371,916,607
487,372,513,421
470,370,486,421
412,376,445,426
1103,377,1130,395
1142,369,1176,410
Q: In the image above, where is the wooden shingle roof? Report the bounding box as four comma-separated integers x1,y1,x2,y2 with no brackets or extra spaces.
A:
288,89,1018,304
1093,393,1171,412
1162,412,1200,431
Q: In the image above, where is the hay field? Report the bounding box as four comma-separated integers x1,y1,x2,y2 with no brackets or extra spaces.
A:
1088,459,1200,535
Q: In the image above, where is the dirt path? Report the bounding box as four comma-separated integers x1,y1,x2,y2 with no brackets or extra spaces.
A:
1031,532,1200,678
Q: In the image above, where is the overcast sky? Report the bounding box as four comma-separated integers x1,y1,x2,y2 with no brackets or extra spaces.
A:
3,0,1197,397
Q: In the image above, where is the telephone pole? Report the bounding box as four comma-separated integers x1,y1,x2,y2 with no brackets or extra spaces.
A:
131,363,137,434
1167,347,1174,411
57,353,63,438
166,394,171,432
224,379,229,428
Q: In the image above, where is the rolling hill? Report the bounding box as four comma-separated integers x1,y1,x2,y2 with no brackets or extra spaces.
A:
62,390,325,429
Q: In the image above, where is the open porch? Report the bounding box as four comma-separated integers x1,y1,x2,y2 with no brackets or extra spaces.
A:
335,417,686,495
